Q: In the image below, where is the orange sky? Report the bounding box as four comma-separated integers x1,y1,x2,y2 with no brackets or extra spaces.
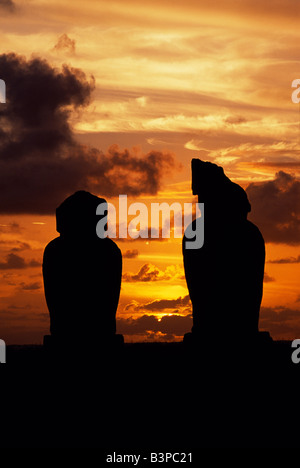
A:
0,0,300,343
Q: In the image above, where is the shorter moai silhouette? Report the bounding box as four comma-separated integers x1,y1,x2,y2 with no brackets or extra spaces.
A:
43,191,123,355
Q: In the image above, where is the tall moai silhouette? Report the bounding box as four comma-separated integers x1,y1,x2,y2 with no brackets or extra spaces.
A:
183,160,265,344
43,191,122,349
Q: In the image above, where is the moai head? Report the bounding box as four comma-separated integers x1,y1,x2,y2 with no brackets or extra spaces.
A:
191,159,251,219
56,190,107,239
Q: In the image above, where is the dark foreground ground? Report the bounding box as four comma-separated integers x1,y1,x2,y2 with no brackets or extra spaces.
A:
1,339,300,449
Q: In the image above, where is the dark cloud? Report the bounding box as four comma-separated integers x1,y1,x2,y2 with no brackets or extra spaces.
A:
117,313,192,338
125,294,190,312
0,240,30,251
260,306,300,339
0,222,21,233
10,241,31,252
0,53,176,214
0,0,15,13
53,34,76,55
143,295,190,311
158,313,192,335
123,263,161,282
0,252,40,269
263,272,275,283
268,255,300,264
123,263,185,282
18,281,41,291
100,145,176,198
224,115,247,125
7,303,31,310
117,314,158,335
246,171,300,245
122,249,139,259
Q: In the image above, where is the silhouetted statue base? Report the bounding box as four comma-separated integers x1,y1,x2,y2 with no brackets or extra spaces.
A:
43,333,124,359
182,330,273,366
183,330,272,346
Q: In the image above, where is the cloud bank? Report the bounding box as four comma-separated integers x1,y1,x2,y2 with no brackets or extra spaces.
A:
123,263,185,282
0,53,176,214
122,249,139,259
53,34,76,55
0,0,15,13
247,171,300,245
0,252,40,269
117,313,192,340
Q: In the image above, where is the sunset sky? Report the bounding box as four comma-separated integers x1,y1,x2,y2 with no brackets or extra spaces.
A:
0,0,299,343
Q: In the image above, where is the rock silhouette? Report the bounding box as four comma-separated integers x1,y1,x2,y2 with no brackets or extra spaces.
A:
42,191,122,349
183,159,265,345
